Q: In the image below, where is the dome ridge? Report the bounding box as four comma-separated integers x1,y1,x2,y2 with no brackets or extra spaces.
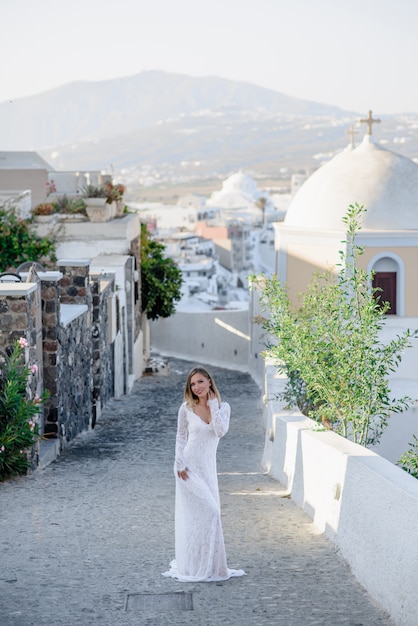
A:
284,138,418,230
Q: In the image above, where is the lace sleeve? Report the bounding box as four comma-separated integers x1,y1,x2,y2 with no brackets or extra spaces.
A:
175,403,189,471
208,399,230,438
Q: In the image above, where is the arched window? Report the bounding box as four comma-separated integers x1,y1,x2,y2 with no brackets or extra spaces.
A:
369,255,402,316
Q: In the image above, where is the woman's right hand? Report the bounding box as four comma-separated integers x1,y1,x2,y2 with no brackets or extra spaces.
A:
177,467,189,481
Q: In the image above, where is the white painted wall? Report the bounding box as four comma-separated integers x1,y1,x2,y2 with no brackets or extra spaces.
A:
113,332,125,398
133,329,145,381
370,318,418,463
0,189,32,218
90,255,137,393
34,213,140,260
371,381,418,463
150,309,250,371
56,239,132,259
262,362,418,626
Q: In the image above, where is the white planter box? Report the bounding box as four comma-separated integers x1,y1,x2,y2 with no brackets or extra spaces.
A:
85,198,113,222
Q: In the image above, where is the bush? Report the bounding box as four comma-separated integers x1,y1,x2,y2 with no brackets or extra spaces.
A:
0,205,56,271
140,223,183,320
398,436,418,478
0,338,48,481
251,204,418,446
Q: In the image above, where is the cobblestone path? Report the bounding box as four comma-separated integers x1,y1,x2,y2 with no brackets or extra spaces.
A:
0,358,393,626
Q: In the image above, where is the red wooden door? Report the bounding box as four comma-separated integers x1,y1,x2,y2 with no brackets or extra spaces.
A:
373,272,397,314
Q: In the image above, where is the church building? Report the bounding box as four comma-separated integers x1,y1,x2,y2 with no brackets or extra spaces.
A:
272,111,418,462
275,111,418,317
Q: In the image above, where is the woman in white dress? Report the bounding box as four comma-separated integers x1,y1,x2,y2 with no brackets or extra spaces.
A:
163,366,245,582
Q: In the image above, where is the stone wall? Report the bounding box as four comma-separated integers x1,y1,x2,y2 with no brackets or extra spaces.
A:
0,283,44,468
0,255,137,466
0,284,39,355
91,274,115,423
58,307,92,443
41,273,61,438
58,260,92,309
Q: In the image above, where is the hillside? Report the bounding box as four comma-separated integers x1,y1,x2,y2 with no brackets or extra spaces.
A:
1,71,418,190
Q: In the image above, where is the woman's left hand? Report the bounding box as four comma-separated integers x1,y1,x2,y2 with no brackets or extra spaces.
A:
177,467,189,481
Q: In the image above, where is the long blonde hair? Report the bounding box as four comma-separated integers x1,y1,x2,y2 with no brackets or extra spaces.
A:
184,366,221,408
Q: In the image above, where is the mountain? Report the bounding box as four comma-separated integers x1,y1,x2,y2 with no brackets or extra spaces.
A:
0,71,350,151
40,106,353,174
1,71,417,184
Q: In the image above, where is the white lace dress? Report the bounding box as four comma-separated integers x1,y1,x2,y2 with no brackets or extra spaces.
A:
163,398,245,582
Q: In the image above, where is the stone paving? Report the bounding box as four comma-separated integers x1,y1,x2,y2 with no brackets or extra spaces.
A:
0,358,394,626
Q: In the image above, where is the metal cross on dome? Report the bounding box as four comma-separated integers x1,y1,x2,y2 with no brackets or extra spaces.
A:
359,110,381,135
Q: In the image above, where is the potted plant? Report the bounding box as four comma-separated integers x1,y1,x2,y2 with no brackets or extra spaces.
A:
32,202,57,223
81,185,113,222
104,182,126,217
54,195,87,222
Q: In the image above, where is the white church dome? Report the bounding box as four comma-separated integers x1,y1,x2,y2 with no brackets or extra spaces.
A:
222,171,259,196
285,135,418,230
208,171,264,209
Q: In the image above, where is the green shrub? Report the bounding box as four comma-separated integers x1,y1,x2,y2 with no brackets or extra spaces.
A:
0,205,56,271
140,223,183,320
251,204,418,446
53,195,86,214
398,436,418,478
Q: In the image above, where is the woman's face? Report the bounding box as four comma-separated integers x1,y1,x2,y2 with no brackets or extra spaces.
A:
190,372,211,400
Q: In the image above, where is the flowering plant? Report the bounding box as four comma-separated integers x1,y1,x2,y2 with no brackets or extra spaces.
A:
104,182,126,204
0,338,48,481
0,205,56,269
45,180,57,197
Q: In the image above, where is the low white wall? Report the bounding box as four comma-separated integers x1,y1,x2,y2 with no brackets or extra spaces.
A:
371,319,418,463
0,189,32,218
371,392,418,463
133,329,145,381
113,332,125,398
150,309,250,371
263,362,418,626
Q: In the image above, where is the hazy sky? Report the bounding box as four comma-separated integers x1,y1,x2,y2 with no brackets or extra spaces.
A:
2,0,417,114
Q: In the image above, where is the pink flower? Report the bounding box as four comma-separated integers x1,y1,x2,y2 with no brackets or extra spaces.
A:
34,394,41,405
18,337,28,348
29,420,35,431
0,445,5,453
30,364,38,374
45,180,57,197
